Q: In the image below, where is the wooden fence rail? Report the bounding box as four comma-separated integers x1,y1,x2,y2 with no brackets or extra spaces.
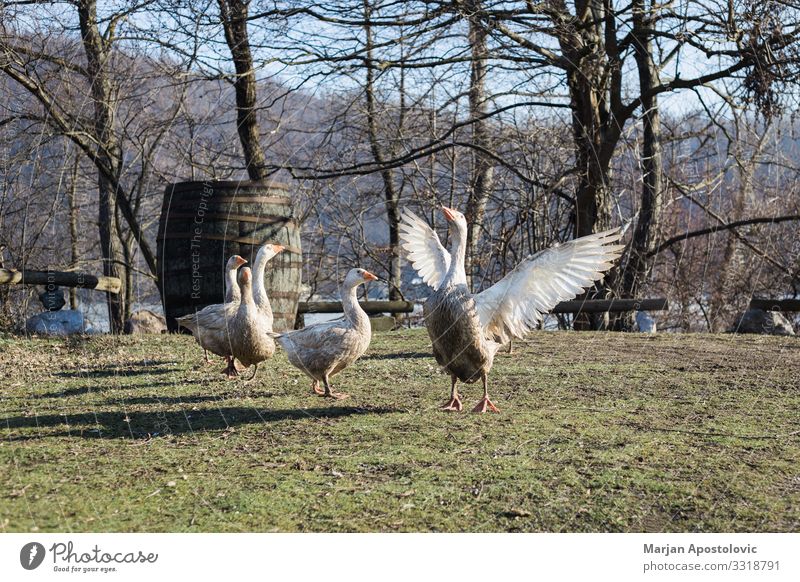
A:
0,269,121,294
551,298,668,314
298,298,667,316
749,299,800,312
298,300,414,314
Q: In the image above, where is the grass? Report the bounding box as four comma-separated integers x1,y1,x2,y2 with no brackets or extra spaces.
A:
1,329,798,532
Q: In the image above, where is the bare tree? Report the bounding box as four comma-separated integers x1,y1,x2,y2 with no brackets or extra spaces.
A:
217,0,270,179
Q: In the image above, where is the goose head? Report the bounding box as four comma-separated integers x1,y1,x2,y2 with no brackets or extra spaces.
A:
441,206,468,237
237,266,253,295
256,243,285,264
344,268,379,288
226,255,247,270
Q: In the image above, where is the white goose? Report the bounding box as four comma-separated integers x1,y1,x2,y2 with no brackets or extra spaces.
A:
272,268,378,399
399,206,624,413
224,254,247,303
251,243,284,328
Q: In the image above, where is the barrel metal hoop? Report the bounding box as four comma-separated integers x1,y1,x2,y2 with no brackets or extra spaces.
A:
160,263,303,276
156,232,301,254
167,180,290,192
164,196,293,207
159,212,294,225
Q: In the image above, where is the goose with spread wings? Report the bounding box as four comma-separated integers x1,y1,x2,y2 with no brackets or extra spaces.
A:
399,206,624,413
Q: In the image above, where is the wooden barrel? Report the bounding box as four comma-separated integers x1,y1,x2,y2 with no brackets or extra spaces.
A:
156,180,302,332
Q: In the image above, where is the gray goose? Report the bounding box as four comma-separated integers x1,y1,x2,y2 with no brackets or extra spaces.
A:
399,206,624,413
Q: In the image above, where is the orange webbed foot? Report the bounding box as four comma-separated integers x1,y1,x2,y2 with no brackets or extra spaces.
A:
472,396,499,413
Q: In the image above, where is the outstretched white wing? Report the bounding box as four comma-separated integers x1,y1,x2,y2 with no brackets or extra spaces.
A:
399,208,451,291
474,229,625,343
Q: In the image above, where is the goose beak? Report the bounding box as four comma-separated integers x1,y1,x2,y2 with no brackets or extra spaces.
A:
363,271,378,281
272,244,285,253
234,255,247,267
441,206,457,222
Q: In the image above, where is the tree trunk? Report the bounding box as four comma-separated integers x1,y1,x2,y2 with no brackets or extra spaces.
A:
364,0,402,300
618,0,664,330
68,154,80,310
78,0,125,333
98,176,125,332
709,124,768,331
115,201,135,322
218,0,269,181
711,212,743,332
557,1,615,329
464,0,494,287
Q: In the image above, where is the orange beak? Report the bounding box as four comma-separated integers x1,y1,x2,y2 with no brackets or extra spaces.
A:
441,206,457,222
272,244,285,253
363,271,378,281
240,267,251,283
234,255,247,267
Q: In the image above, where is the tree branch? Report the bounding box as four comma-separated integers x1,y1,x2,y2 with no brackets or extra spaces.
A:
648,215,800,257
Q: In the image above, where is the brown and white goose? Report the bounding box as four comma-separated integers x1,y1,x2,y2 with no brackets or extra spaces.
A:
176,297,240,377
228,266,277,380
272,268,378,399
399,206,624,413
177,245,283,377
178,254,246,373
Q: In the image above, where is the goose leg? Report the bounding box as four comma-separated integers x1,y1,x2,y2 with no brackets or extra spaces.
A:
321,374,349,400
472,373,499,413
222,356,239,378
441,375,462,411
243,363,259,381
204,349,212,364
311,380,325,396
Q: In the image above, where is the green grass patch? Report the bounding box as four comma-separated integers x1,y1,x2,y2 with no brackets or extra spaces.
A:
1,330,798,532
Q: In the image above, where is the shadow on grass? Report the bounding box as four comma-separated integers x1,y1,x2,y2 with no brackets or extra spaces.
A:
2,405,400,440
55,366,180,379
103,395,229,406
363,351,430,361
34,380,189,399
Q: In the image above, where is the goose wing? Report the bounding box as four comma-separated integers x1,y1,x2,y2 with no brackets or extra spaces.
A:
399,208,451,291
275,318,348,350
474,229,624,343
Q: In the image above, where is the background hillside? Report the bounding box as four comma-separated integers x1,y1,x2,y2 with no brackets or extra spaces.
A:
1,1,799,333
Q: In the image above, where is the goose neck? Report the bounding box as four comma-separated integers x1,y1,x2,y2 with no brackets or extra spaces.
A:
252,252,269,302
341,282,368,328
444,226,468,287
